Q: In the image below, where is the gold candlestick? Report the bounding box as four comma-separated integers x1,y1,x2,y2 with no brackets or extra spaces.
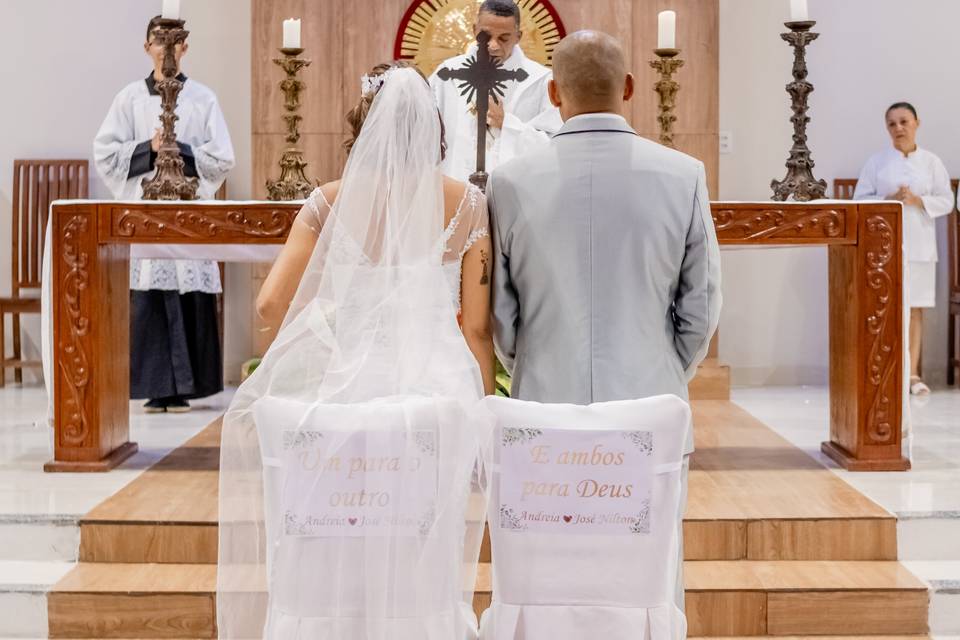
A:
266,47,314,201
650,48,684,148
141,18,199,200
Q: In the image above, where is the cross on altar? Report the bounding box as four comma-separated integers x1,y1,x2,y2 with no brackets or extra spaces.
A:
436,30,529,190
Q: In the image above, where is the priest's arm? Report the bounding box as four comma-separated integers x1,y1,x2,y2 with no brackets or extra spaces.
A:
494,75,562,164
673,163,722,381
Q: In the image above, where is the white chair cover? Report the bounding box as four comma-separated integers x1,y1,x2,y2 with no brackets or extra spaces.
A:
479,394,691,640
250,394,487,639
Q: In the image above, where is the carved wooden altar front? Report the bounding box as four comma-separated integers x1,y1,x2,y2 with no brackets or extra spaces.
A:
47,201,298,472
47,200,906,472
713,201,906,471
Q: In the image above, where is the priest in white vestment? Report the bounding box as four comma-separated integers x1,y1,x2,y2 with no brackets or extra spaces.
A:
93,15,235,413
429,0,561,182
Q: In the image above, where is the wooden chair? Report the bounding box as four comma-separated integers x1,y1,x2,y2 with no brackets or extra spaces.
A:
948,180,960,385
833,178,858,200
1,160,88,386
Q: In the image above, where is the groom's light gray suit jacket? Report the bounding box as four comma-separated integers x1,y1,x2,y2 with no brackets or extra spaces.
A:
488,113,721,453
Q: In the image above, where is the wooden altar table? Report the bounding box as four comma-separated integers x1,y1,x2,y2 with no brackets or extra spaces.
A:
46,200,906,472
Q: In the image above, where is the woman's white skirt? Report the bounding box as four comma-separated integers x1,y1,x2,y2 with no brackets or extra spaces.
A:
908,261,936,308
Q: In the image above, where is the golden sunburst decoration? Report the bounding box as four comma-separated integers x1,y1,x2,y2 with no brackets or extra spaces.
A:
394,0,565,77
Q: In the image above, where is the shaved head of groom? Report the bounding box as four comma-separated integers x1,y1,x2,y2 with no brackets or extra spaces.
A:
548,30,635,120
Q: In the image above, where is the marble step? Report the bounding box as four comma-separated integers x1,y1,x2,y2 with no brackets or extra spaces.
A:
898,512,960,561
0,514,79,562
903,561,960,635
47,560,928,638
0,560,74,638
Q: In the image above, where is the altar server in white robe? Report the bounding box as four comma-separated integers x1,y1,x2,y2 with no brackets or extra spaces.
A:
429,0,561,181
854,102,952,396
93,15,235,413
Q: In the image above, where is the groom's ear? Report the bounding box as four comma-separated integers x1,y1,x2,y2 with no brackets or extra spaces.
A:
622,73,635,102
548,79,562,108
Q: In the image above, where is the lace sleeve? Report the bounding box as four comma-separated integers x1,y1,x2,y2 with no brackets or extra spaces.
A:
294,187,331,234
461,186,490,257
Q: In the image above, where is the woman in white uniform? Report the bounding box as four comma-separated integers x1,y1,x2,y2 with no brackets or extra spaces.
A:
854,102,954,395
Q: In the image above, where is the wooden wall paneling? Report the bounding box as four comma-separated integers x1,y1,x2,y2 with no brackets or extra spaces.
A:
633,0,719,187
253,0,345,136
252,0,720,196
252,0,301,135
341,0,411,139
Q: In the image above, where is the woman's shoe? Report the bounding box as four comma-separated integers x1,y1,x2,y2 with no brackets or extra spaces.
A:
909,376,931,396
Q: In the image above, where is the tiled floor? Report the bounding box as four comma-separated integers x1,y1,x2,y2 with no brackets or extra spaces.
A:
0,384,233,638
1,384,957,637
733,385,960,637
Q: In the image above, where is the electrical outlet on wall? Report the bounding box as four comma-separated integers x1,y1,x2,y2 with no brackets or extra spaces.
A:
719,131,733,154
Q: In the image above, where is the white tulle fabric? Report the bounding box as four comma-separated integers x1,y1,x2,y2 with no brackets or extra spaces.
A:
217,68,490,639
479,395,691,640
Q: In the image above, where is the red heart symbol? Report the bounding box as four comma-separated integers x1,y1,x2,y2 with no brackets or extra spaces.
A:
348,517,358,525
563,515,573,523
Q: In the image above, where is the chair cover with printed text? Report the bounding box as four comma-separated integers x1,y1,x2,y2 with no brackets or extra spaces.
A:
480,394,691,640
246,395,487,639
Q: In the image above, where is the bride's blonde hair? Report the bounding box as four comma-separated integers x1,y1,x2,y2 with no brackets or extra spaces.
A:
344,60,446,159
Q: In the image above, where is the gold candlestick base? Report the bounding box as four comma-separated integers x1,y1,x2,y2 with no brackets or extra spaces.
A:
266,48,314,201
142,18,199,201
650,48,685,148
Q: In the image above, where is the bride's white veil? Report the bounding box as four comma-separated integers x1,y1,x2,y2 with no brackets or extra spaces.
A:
217,67,489,638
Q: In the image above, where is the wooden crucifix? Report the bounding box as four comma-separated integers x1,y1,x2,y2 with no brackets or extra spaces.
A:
436,30,529,191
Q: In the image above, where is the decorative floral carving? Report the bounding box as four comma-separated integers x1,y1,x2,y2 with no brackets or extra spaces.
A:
713,208,843,240
58,215,91,446
863,215,897,444
114,208,292,239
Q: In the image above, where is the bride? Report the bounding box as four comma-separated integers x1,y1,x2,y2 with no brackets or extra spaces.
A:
217,62,494,639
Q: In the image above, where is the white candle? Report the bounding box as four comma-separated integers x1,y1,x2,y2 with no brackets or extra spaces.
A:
283,18,301,49
790,0,808,21
161,0,180,20
657,10,676,50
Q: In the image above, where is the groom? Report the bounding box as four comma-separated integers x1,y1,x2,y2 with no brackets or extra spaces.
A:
487,30,721,607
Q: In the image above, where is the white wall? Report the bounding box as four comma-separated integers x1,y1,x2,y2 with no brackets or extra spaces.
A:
719,0,959,387
0,0,252,384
